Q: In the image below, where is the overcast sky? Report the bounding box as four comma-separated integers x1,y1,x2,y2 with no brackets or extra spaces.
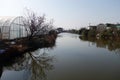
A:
0,0,120,29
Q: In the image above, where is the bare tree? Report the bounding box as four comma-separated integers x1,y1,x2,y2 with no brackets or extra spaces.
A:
24,10,54,40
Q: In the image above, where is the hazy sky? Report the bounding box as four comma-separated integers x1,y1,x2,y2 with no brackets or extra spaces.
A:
0,0,120,29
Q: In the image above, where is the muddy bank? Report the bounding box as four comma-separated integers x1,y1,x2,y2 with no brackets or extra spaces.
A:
0,33,57,63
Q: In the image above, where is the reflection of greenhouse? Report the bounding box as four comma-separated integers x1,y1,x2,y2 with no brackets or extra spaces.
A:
0,16,28,39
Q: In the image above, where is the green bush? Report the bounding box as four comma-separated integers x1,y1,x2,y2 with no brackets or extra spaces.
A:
82,30,89,36
88,30,96,37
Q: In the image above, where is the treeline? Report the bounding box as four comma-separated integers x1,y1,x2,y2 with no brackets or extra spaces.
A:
69,23,120,39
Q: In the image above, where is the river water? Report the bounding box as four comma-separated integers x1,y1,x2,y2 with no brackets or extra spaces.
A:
1,33,120,80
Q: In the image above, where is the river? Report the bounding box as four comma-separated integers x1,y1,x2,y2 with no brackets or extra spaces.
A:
1,33,120,80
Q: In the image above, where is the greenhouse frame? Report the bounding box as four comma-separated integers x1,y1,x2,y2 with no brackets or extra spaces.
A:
0,16,28,39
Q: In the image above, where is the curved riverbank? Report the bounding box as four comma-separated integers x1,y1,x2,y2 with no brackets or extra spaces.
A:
0,33,57,59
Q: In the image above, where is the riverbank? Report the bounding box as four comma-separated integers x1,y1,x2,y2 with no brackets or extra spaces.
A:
0,33,57,58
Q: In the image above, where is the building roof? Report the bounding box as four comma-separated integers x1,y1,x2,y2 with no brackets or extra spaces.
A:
0,16,16,27
0,16,25,28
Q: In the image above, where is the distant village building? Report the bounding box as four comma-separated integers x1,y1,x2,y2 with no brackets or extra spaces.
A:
89,23,120,31
89,26,97,30
96,24,106,32
106,23,116,29
116,24,120,30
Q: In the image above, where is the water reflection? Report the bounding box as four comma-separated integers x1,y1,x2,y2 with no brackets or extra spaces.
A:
0,48,54,80
29,51,54,80
79,36,120,53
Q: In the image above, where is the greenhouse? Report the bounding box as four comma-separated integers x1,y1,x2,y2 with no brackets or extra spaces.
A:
0,16,28,39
